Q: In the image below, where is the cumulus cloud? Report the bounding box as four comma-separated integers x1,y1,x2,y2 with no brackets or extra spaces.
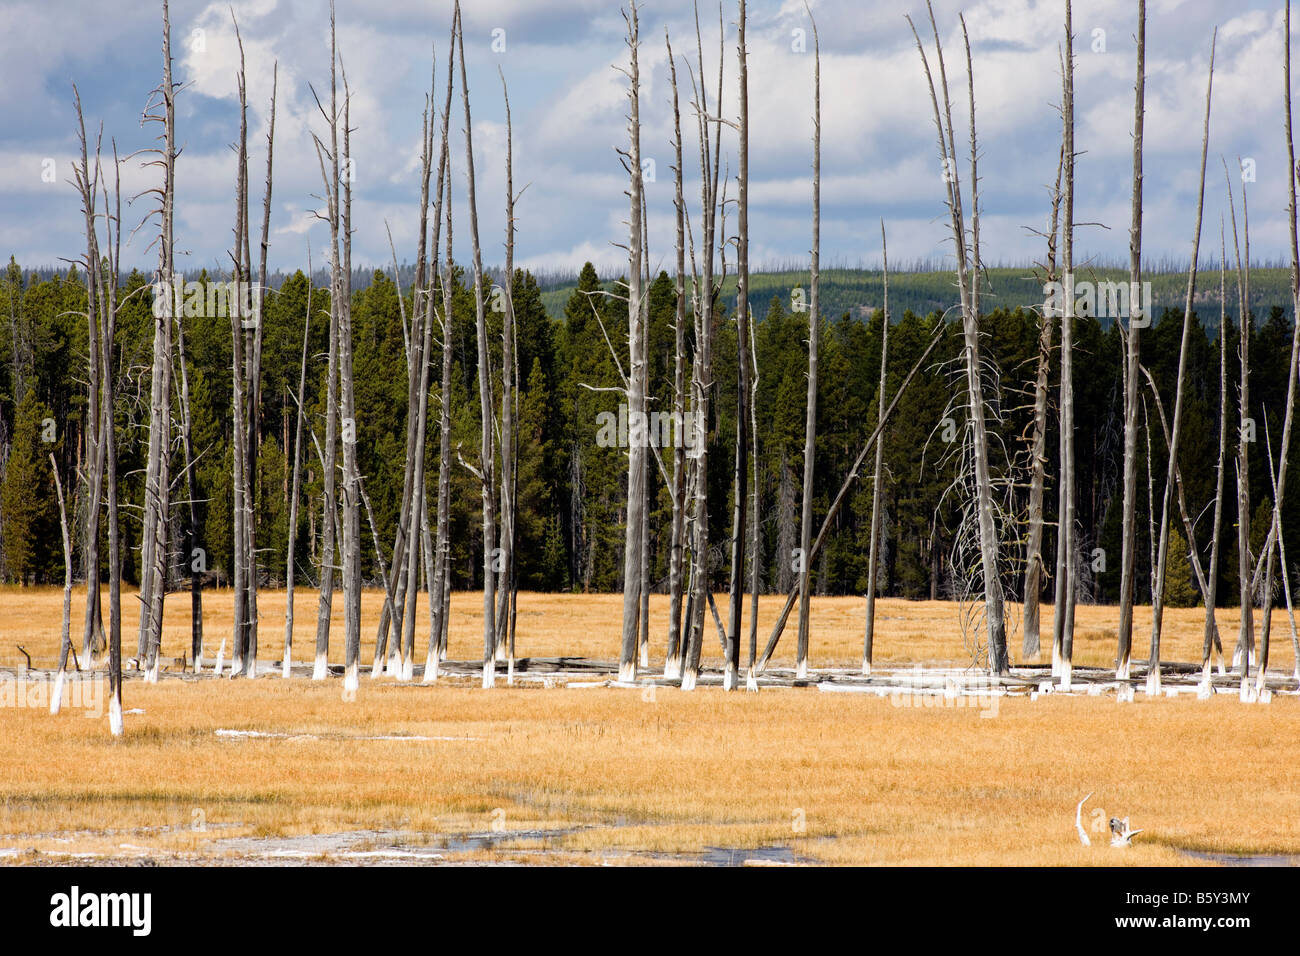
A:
2,0,1294,278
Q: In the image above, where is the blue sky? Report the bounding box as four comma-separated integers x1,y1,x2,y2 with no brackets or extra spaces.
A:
1,0,1295,278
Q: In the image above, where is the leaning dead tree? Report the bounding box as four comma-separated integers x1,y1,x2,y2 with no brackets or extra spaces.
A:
910,2,1009,676
1223,155,1252,678
50,454,73,714
1116,0,1145,681
1147,30,1215,695
757,319,948,670
139,0,178,687
863,220,890,673
283,248,313,678
1200,229,1230,681
795,2,820,680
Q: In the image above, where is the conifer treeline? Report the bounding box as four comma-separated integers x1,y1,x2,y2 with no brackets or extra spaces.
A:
1,254,1295,611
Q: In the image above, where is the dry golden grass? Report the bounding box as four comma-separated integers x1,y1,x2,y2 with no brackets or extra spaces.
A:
0,587,1297,866
1,585,1294,673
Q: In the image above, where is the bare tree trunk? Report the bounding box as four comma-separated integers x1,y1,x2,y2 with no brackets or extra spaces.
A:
1202,232,1230,680
1147,32,1216,695
681,1,724,691
1116,0,1146,680
496,68,518,668
312,2,342,682
174,302,202,670
455,1,498,688
338,64,361,694
51,454,73,714
1255,2,1300,693
864,219,889,673
758,320,947,668
664,29,688,680
724,0,750,691
910,4,1008,676
229,17,251,678
284,261,312,678
1051,2,1077,686
71,90,106,666
618,0,647,685
796,6,820,680
425,18,457,681
242,62,277,678
139,0,177,690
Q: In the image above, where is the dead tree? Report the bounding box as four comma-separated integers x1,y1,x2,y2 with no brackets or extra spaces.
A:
680,0,725,691
242,61,277,677
1116,0,1145,680
723,0,751,691
139,0,178,686
496,67,520,670
1022,137,1062,661
309,1,346,683
910,3,1009,676
70,89,107,666
664,29,689,680
426,39,457,681
1224,157,1252,676
1147,31,1215,695
338,64,362,694
863,220,889,673
1254,3,1300,694
616,0,647,684
374,50,438,680
795,3,820,680
405,51,451,682
283,253,313,678
757,320,948,669
455,1,498,689
50,453,73,714
1201,229,1230,679
1051,1,1077,686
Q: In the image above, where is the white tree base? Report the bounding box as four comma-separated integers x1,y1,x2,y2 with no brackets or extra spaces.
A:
311,652,328,681
422,658,439,684
795,660,809,681
722,664,737,691
50,670,66,715
344,665,359,696
663,658,681,681
1117,683,1135,703
482,661,496,689
109,695,123,737
680,669,697,692
618,662,636,684
745,668,758,693
214,639,227,677
1144,669,1160,696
